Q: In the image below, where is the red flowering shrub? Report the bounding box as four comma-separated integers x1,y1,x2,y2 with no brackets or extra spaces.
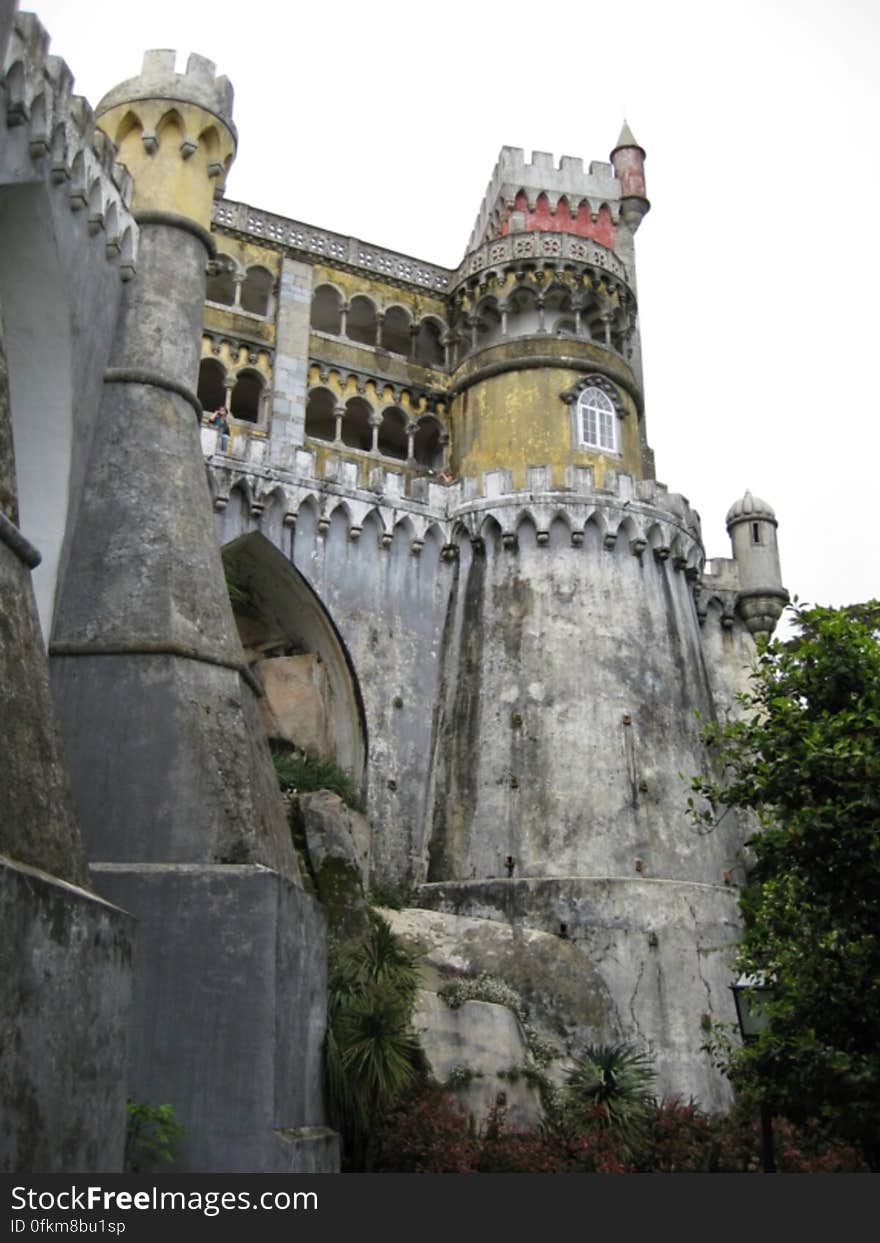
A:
636,1099,719,1172
476,1098,571,1173
714,1112,868,1173
372,1084,477,1173
371,1084,868,1173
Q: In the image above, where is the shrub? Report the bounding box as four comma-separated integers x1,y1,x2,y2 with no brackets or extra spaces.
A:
635,1098,719,1172
272,749,362,811
324,912,423,1170
124,1099,184,1173
373,1083,477,1173
477,1097,570,1173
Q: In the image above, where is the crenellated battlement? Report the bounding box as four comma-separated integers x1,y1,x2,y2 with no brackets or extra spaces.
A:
467,145,623,256
2,11,138,277
96,48,235,139
206,435,706,577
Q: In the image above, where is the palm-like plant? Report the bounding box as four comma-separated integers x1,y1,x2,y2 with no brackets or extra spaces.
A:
324,912,423,1168
563,1042,656,1153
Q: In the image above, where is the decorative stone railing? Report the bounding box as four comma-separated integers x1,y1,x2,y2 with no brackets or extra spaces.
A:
212,199,454,293
453,230,627,288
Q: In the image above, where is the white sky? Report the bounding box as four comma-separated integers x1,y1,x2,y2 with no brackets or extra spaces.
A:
25,0,880,620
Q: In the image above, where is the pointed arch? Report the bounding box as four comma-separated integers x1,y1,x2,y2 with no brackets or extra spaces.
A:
156,107,185,148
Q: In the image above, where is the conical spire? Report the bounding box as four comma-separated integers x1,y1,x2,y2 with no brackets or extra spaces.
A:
611,119,645,160
616,119,639,149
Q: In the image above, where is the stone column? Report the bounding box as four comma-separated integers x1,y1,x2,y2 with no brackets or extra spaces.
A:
269,255,312,466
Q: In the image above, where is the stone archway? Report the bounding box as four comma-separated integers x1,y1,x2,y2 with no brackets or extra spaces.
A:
222,531,368,793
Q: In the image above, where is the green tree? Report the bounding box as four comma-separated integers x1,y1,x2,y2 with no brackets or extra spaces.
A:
690,601,880,1165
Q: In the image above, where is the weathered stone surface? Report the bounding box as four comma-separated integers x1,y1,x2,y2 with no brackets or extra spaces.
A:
299,789,370,888
92,863,337,1173
414,877,741,1112
0,857,132,1172
222,533,366,789
52,652,298,877
384,906,617,1050
296,789,371,939
0,539,89,887
257,653,333,758
411,990,542,1130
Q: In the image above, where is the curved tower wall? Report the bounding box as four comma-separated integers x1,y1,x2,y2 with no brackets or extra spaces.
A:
427,492,742,887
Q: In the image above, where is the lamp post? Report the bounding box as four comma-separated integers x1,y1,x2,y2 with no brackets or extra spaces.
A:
730,973,776,1174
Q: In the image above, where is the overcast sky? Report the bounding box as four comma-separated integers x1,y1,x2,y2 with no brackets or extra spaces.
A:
27,0,880,623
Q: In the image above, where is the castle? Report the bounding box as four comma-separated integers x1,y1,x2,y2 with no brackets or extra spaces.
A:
0,5,787,1172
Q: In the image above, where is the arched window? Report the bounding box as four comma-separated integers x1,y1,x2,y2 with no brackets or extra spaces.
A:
347,295,377,346
413,417,443,469
377,407,407,460
380,306,411,355
474,299,502,350
341,397,373,450
311,284,342,334
206,259,236,306
506,286,539,335
577,386,617,452
230,369,263,423
305,387,337,442
198,357,226,413
240,266,273,317
414,318,444,367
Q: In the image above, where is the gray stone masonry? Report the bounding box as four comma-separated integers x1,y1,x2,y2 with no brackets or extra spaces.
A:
92,864,336,1173
0,857,133,1172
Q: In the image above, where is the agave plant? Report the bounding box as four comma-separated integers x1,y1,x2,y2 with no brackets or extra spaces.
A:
563,1042,656,1152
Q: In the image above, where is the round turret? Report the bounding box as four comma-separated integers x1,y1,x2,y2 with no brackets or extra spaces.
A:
610,121,650,233
95,50,237,227
726,490,788,636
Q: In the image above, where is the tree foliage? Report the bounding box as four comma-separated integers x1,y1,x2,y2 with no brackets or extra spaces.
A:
690,601,880,1164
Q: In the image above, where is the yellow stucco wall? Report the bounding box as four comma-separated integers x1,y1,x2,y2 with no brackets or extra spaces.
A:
448,342,643,488
98,101,235,225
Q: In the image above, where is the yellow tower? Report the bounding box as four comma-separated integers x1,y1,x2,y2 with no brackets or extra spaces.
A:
96,49,236,227
446,143,651,489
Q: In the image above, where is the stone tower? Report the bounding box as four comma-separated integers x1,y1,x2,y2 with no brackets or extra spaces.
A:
46,48,335,1172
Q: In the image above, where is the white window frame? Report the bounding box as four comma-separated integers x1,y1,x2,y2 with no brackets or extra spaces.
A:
577,385,618,453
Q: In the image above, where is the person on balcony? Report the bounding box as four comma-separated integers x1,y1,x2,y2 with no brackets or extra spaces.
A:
210,406,230,451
